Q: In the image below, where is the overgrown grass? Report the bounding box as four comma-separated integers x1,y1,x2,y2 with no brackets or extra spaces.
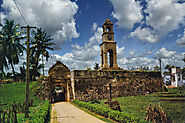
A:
0,81,45,122
98,86,185,123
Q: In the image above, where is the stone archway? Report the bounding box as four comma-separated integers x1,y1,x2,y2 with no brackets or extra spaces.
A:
53,85,66,102
48,61,71,102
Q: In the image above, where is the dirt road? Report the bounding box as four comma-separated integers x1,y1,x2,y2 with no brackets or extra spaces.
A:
51,102,105,123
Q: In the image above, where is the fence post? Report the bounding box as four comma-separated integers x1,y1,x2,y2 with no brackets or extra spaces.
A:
13,103,18,123
0,109,1,123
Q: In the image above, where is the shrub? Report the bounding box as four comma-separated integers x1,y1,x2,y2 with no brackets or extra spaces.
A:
72,99,148,123
30,100,50,122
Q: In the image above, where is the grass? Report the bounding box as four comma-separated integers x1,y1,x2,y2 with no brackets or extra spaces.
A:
71,102,116,123
97,86,185,123
0,81,43,122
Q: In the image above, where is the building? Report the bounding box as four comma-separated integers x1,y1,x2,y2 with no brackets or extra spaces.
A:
171,67,184,87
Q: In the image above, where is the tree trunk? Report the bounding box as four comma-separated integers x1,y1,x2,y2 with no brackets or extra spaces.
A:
42,52,44,76
10,62,15,80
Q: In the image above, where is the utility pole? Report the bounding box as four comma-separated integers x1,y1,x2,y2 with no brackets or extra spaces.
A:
159,58,162,75
21,25,36,118
109,80,112,101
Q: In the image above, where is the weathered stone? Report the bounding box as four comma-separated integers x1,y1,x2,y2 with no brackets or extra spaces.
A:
70,70,164,101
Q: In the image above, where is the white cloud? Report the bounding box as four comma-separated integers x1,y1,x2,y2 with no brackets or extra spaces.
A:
176,29,185,46
1,0,79,50
110,0,143,29
59,25,103,70
110,0,185,43
146,0,185,38
129,51,135,57
92,22,98,31
130,0,185,43
129,26,159,43
155,47,176,59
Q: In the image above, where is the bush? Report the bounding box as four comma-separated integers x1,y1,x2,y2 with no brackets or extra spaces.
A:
72,100,148,123
30,100,50,122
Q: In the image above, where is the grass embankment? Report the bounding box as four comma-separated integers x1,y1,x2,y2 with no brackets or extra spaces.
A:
73,86,185,123
0,81,50,122
99,86,185,123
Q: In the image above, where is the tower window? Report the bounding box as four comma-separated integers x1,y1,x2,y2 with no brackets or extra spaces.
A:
107,26,111,32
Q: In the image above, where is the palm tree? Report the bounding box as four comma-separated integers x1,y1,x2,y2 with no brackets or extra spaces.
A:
0,19,25,77
30,28,54,76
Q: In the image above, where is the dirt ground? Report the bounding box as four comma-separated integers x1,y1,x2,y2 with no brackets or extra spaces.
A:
50,102,105,123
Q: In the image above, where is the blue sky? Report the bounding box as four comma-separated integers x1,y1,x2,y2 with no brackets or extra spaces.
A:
1,0,185,73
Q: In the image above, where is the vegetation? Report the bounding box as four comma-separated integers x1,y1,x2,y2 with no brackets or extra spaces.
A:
29,100,51,122
93,63,100,70
0,81,50,122
30,28,54,78
72,100,148,123
0,19,25,78
73,86,185,123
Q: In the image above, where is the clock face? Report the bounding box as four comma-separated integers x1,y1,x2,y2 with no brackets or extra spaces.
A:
107,35,112,40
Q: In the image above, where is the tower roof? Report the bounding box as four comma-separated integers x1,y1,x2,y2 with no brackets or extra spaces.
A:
103,18,113,26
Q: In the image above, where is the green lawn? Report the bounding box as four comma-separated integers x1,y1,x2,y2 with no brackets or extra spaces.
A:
98,86,185,123
0,81,43,122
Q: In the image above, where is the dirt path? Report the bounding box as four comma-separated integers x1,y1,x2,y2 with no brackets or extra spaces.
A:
50,102,106,123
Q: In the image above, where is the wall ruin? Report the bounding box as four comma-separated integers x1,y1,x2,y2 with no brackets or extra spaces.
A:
70,70,165,101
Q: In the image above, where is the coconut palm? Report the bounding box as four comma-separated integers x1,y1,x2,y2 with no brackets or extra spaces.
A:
0,19,25,77
30,28,54,76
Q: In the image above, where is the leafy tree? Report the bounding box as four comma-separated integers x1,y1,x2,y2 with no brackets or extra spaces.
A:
0,19,25,77
30,28,54,77
154,66,160,71
93,63,100,70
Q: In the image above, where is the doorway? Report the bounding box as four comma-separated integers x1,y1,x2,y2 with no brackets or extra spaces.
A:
53,85,66,102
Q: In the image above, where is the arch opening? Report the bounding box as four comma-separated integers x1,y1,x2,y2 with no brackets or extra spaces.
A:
53,85,66,102
107,26,111,32
108,49,113,67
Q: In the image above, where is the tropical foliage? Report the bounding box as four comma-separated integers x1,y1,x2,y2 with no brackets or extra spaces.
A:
30,28,54,80
0,19,25,78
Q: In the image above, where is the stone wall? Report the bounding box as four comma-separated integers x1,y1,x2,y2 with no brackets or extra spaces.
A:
70,70,165,101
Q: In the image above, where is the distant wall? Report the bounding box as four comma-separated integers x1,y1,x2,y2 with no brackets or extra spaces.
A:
70,70,164,101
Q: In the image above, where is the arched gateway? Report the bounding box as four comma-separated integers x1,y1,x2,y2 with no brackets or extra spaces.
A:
48,61,71,102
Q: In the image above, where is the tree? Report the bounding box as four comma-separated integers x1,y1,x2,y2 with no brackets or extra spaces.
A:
0,19,25,77
93,63,100,70
30,28,54,77
154,66,160,71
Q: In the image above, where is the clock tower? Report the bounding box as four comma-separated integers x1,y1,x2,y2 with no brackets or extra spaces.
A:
100,18,121,70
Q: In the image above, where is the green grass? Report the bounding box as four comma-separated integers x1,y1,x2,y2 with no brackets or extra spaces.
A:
98,86,185,123
0,81,43,122
71,102,116,123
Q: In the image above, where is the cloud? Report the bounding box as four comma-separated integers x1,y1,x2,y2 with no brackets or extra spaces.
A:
176,29,185,46
129,51,135,57
110,0,143,29
1,0,79,50
155,47,176,59
110,0,185,43
59,25,103,70
145,0,185,38
92,22,98,31
131,0,185,43
129,26,159,43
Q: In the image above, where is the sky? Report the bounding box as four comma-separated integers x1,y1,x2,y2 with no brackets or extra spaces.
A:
0,0,185,74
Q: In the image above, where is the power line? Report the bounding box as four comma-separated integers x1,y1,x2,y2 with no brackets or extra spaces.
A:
12,0,28,25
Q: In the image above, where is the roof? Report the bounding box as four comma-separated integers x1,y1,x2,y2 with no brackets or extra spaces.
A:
48,61,69,74
103,18,113,26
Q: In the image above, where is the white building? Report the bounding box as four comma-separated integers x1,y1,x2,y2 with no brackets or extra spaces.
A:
171,67,184,87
